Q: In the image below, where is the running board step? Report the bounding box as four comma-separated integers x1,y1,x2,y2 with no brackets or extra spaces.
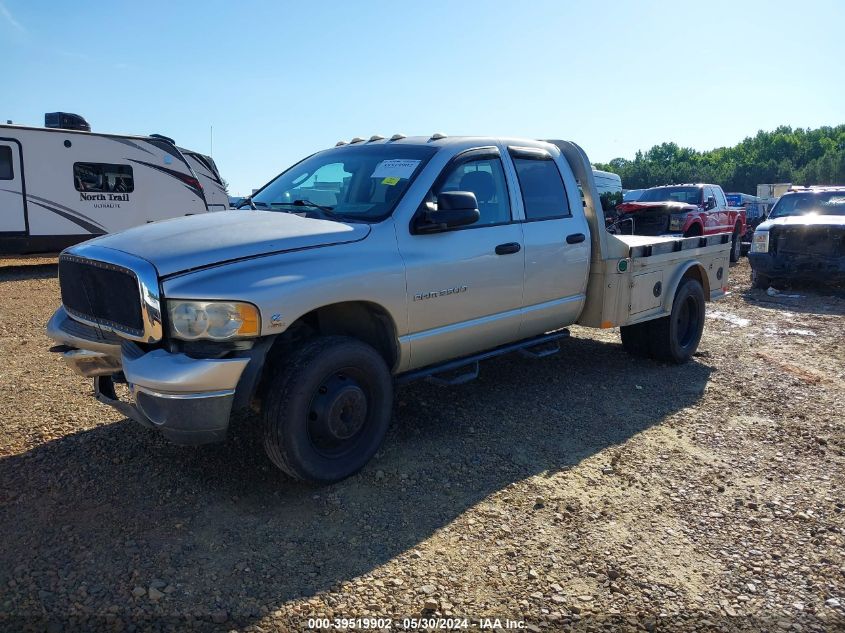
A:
519,340,561,359
427,362,479,386
397,329,570,386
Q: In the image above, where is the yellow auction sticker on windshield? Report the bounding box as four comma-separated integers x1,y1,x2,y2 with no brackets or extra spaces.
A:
381,177,401,186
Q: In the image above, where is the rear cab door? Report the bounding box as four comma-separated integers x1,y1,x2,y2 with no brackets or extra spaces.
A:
503,144,590,337
715,185,741,234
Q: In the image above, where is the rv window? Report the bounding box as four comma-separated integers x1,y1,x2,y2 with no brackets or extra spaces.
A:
73,163,134,193
0,146,12,180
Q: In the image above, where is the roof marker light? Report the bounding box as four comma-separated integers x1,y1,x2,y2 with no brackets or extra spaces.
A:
429,132,447,141
335,140,348,146
389,133,406,141
368,134,385,142
349,137,365,144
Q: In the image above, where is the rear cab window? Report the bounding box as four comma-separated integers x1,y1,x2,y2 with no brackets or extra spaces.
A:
508,148,571,221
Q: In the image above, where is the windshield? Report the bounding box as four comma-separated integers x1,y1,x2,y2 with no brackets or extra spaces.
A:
637,186,702,205
251,144,436,221
769,191,845,218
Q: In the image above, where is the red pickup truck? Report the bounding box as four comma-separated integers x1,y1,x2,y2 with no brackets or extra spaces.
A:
614,184,746,262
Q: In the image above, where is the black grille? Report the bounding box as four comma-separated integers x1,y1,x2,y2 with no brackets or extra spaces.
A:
772,226,845,256
627,212,670,236
59,256,144,335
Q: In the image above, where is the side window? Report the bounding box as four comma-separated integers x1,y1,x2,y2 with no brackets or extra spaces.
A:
714,187,727,208
436,157,511,226
0,146,12,180
704,187,715,208
511,156,571,220
74,163,134,193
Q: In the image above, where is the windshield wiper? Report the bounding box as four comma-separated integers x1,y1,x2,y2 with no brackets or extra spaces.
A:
292,199,335,213
235,196,257,210
267,200,341,220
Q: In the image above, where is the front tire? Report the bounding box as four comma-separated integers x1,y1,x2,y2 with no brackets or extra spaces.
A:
751,269,771,289
648,278,705,364
262,336,393,484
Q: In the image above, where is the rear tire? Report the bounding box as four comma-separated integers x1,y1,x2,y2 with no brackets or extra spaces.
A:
620,321,652,358
751,269,771,290
262,336,393,484
729,224,742,263
648,278,705,364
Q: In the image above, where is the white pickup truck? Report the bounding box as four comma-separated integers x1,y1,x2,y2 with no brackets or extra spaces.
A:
47,136,731,483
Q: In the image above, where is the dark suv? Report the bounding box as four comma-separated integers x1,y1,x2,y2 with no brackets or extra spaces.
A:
748,186,845,288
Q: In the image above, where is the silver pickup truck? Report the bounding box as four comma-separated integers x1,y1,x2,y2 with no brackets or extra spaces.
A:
47,136,731,483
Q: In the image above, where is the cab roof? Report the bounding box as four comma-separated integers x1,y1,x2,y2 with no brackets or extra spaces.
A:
330,134,557,151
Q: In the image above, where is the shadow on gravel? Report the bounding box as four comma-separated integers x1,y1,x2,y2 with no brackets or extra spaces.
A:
0,262,58,282
741,284,845,316
0,334,712,625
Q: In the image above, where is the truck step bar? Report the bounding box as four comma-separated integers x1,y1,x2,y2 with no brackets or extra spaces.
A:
519,339,562,359
396,330,570,386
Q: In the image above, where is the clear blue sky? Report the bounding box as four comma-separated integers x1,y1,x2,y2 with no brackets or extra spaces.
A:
1,0,843,195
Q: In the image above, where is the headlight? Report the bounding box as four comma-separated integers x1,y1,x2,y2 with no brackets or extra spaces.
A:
167,300,260,340
669,213,687,231
751,232,770,253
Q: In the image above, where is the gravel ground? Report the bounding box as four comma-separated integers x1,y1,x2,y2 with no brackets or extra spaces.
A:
0,257,843,632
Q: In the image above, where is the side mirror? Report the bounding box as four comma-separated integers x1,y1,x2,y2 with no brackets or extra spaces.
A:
706,195,716,210
415,191,480,233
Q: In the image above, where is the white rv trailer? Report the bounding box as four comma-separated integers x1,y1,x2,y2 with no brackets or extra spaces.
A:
0,113,228,254
592,168,622,196
179,148,228,211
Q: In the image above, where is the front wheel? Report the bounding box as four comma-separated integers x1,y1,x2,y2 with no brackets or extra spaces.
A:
751,269,771,289
262,336,393,484
648,278,706,364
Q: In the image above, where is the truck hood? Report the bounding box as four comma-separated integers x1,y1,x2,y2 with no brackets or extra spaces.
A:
616,201,697,214
85,210,371,276
758,214,845,231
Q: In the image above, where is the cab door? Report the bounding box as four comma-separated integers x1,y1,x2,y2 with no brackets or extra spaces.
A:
703,186,727,233
0,140,27,233
713,186,731,232
396,147,525,370
505,146,590,337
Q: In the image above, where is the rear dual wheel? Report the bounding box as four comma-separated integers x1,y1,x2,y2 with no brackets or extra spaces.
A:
620,278,705,364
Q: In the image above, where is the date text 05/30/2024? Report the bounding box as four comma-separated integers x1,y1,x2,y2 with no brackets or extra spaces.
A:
307,617,528,630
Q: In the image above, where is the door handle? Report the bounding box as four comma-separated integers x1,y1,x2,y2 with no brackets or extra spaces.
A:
566,233,586,244
495,242,521,255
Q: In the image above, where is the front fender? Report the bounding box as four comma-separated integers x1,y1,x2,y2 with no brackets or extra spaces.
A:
683,216,704,235
159,220,408,340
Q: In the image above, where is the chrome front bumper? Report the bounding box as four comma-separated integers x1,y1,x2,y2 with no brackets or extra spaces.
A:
47,307,123,375
47,306,251,444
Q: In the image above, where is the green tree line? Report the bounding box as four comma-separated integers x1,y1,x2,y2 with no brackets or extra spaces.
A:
594,125,845,194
